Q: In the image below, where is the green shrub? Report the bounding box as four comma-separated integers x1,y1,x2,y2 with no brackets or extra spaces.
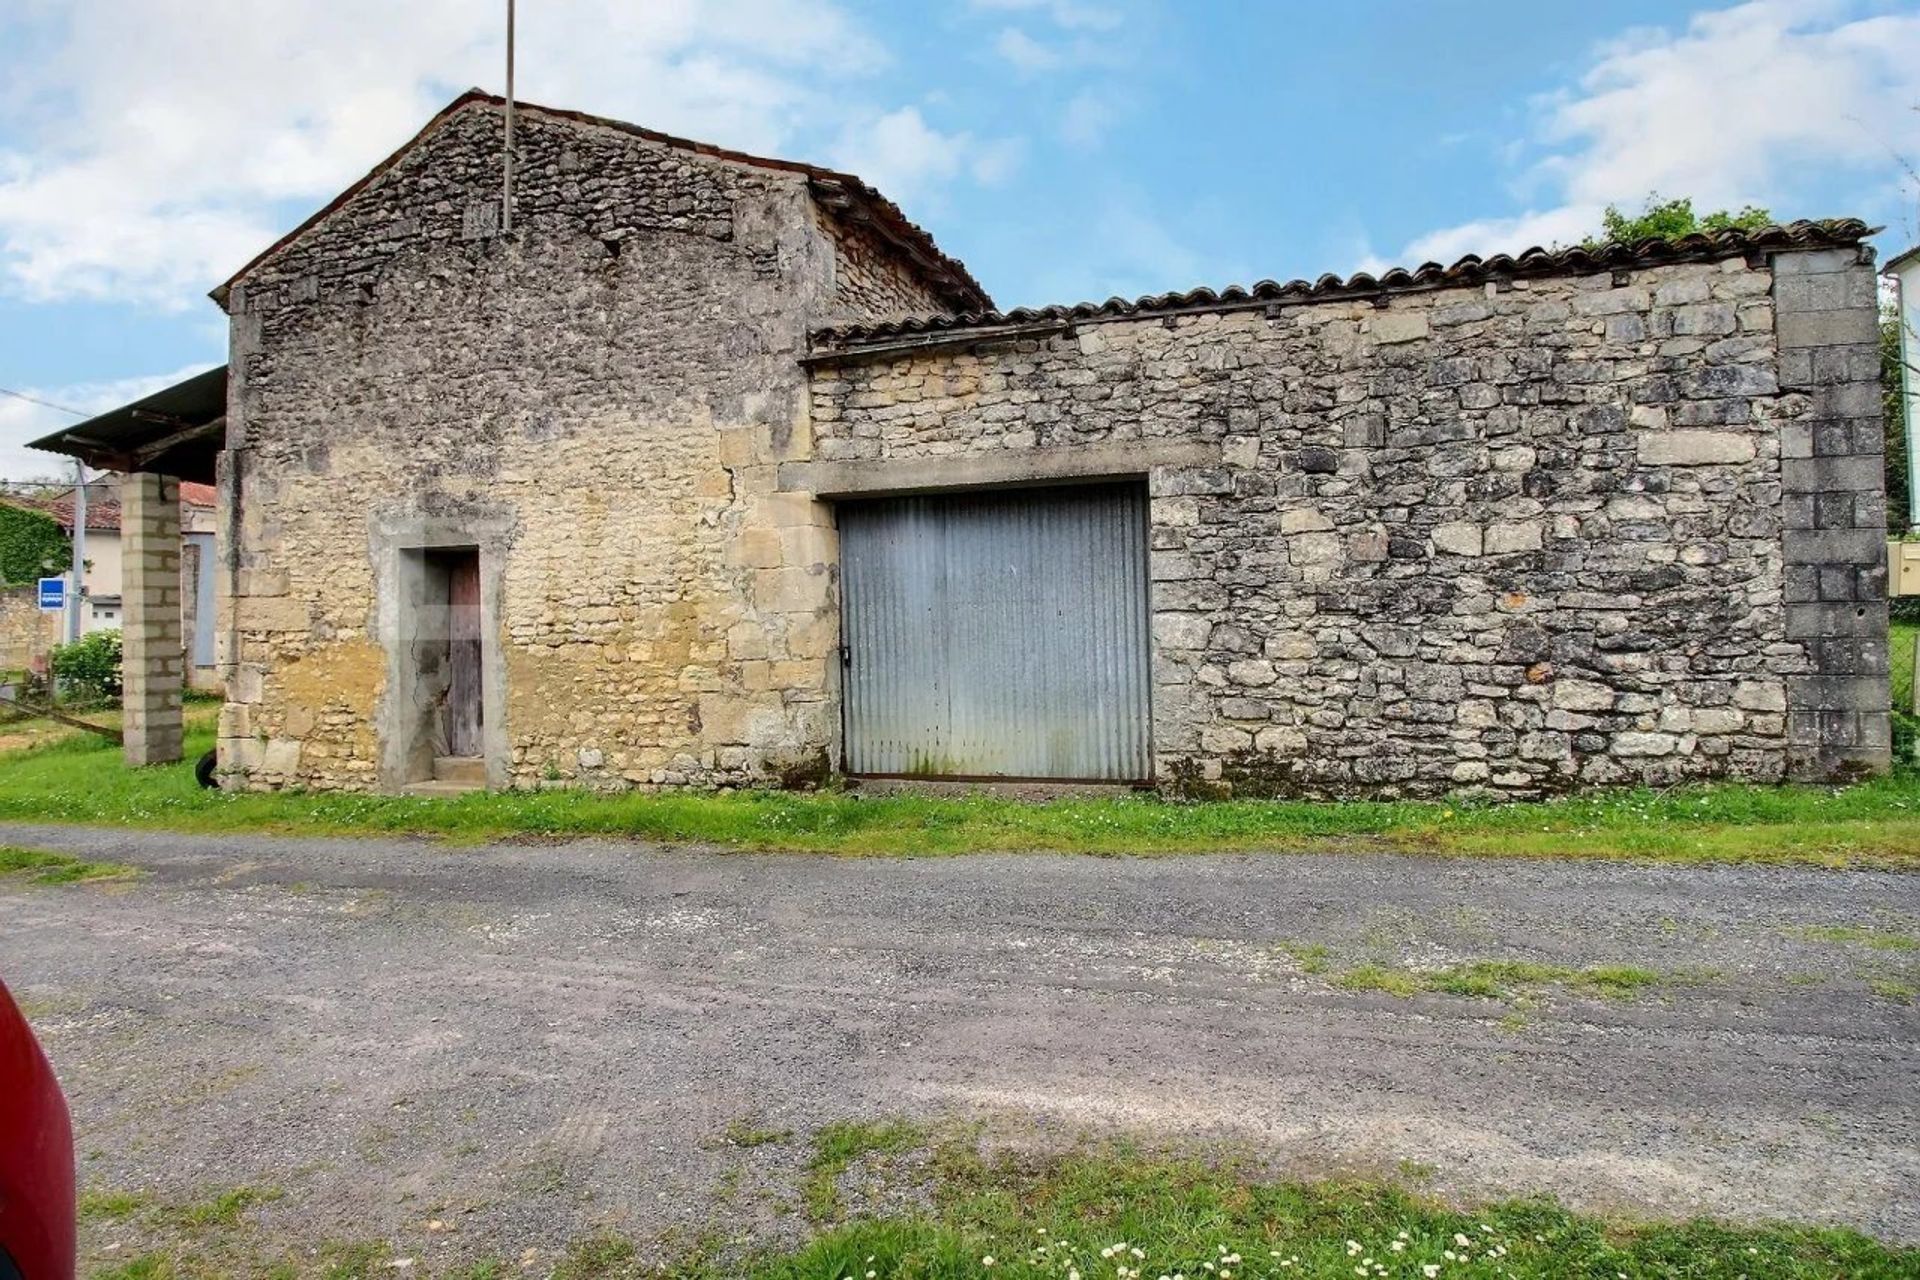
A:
50,629,122,700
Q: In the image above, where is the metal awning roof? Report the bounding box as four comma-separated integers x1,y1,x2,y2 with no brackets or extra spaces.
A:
29,364,226,484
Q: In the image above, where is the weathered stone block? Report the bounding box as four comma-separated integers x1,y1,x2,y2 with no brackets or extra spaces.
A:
1485,521,1543,554
1776,307,1877,349
1153,612,1212,651
1431,522,1482,556
1279,508,1333,534
1636,430,1756,466
1226,658,1277,687
1553,680,1615,712
234,596,311,632
754,566,831,613
1287,531,1343,566
1373,311,1430,344
1255,724,1308,754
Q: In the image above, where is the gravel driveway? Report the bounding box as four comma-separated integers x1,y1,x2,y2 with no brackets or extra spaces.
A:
2,824,1916,1262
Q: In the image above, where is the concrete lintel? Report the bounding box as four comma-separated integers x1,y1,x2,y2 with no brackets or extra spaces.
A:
778,441,1224,499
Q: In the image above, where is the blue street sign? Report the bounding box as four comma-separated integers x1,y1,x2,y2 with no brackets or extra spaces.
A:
37,577,65,611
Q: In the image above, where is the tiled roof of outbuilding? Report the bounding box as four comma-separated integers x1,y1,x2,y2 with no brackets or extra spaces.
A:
810,218,1874,352
39,480,216,534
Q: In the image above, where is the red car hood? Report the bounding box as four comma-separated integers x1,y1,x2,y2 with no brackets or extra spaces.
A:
0,979,75,1280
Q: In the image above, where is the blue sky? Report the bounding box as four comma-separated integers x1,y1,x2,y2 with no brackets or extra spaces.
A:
3,0,1919,476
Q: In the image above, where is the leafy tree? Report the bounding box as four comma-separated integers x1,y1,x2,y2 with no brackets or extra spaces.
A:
1582,194,1773,248
0,502,69,586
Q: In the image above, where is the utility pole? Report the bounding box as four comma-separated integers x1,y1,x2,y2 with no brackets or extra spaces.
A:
502,0,516,234
67,459,86,644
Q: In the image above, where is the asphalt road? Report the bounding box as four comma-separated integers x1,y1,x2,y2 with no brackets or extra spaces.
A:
2,823,1916,1265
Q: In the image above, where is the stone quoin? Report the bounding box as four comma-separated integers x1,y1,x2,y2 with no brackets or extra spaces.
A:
201,91,1885,797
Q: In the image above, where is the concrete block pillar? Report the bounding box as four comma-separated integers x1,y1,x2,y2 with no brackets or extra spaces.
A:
123,472,184,767
1773,245,1891,780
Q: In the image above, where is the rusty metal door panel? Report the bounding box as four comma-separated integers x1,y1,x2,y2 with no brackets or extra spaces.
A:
840,482,1152,781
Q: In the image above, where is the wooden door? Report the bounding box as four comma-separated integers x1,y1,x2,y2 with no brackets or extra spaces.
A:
446,554,482,758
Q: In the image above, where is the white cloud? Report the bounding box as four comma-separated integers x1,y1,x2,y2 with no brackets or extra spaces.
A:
1396,0,1920,262
830,107,1022,205
1402,206,1606,267
1060,89,1123,149
0,0,979,309
994,28,1063,73
0,364,217,481
967,0,1123,32
969,136,1029,187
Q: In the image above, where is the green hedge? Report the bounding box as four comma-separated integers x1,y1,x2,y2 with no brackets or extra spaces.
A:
0,503,68,585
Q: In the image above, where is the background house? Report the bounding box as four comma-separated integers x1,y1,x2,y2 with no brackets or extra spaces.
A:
0,477,217,688
48,478,216,650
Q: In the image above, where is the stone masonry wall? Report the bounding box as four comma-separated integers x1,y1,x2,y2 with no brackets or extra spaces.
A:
819,209,954,320
810,247,1888,795
219,101,861,791
0,586,58,675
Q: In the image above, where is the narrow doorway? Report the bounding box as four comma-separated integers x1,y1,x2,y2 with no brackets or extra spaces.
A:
440,549,482,759
430,545,487,767
388,543,491,793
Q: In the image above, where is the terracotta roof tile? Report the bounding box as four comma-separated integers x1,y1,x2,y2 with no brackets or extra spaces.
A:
809,218,1873,352
41,479,215,534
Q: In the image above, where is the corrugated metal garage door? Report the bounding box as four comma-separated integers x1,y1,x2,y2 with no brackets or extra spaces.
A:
840,482,1152,781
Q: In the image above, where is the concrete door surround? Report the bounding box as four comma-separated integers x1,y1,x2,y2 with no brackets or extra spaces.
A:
369,508,515,792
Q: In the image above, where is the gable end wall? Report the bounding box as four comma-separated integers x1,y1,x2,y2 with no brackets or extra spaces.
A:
816,207,958,321
217,102,847,792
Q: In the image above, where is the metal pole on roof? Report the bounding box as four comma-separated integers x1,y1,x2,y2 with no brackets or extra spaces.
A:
502,0,515,234
67,459,86,645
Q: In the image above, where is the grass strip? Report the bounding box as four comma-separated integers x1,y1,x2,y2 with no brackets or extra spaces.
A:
88,1144,1918,1279
6,727,1920,865
0,842,136,885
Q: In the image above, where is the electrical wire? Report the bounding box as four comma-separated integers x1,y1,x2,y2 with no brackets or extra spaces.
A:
0,386,87,418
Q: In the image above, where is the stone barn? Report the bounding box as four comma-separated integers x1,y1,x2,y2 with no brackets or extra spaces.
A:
40,91,1892,796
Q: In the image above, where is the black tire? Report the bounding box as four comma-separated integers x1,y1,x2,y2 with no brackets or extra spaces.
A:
195,749,219,789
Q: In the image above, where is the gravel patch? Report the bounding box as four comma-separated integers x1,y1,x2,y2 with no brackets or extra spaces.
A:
0,823,1915,1263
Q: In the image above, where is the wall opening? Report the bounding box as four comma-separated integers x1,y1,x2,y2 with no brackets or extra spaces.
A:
838,481,1153,783
395,545,484,783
